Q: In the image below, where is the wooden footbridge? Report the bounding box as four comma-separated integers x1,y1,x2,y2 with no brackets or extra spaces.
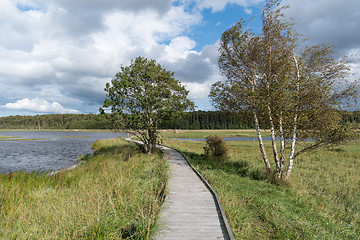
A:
154,145,234,240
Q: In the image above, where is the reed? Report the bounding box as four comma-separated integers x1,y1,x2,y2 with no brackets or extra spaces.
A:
0,138,168,239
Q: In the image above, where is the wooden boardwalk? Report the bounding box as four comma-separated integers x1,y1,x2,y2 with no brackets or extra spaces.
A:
154,146,232,240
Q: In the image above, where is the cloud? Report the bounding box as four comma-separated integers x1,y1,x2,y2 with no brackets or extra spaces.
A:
162,44,219,83
184,81,213,100
193,0,264,12
0,1,202,113
50,0,172,14
168,52,214,83
3,98,79,114
279,0,360,110
281,0,360,54
0,0,270,116
11,0,173,40
162,36,197,61
181,71,222,110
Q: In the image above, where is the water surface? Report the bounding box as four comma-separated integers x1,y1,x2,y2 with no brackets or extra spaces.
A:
172,137,265,141
171,136,314,142
0,131,123,173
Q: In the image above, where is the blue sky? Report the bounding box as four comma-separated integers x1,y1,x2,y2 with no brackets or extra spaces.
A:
188,5,263,51
0,0,359,116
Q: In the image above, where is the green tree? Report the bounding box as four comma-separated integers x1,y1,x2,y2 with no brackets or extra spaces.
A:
102,57,194,154
210,1,359,180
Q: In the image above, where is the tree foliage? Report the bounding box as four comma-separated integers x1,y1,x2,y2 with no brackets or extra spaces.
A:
159,110,254,129
0,111,358,131
210,0,359,179
102,57,194,154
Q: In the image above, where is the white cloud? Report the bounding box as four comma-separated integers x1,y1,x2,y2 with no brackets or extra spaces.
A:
184,81,212,99
194,0,264,12
3,98,79,114
162,36,197,62
50,0,172,14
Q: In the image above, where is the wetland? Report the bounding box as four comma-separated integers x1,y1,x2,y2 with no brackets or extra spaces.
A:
0,130,122,173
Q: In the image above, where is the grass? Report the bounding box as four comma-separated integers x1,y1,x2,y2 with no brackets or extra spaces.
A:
0,133,87,141
159,129,271,139
0,135,14,140
162,132,360,240
0,135,11,138
0,138,168,239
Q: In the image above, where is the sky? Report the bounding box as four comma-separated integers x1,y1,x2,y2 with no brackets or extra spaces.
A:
0,0,359,117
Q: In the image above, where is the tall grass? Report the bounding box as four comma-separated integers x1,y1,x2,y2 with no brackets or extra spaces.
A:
0,138,168,239
163,138,360,239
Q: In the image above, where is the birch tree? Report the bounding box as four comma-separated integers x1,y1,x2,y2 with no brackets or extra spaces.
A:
210,0,359,180
102,57,194,154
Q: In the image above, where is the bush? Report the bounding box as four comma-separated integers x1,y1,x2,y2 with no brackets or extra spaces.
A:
203,135,228,157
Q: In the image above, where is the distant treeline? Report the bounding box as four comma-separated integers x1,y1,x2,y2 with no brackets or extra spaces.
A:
0,114,111,130
341,110,360,125
0,110,359,130
159,111,253,129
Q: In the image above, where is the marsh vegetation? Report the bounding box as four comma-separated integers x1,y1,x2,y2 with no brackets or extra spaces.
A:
161,130,360,239
0,138,167,239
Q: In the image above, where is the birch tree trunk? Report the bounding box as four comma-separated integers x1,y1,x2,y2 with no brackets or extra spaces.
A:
267,104,280,174
265,43,280,174
278,113,285,178
286,53,301,179
286,114,297,179
253,110,271,171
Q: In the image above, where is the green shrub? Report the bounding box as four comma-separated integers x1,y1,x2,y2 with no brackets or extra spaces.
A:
203,135,228,157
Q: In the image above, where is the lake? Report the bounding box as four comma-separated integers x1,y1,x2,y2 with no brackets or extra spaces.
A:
172,137,265,141
171,137,314,142
0,131,124,173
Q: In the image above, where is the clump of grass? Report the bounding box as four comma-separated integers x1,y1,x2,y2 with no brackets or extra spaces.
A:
0,135,13,139
0,138,168,239
266,169,291,186
163,137,360,239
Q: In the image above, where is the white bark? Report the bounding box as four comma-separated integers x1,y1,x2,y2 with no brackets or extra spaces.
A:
268,105,280,173
286,114,297,179
253,110,271,171
278,114,285,178
286,53,301,179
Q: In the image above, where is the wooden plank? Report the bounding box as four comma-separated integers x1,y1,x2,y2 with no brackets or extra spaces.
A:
154,146,229,240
